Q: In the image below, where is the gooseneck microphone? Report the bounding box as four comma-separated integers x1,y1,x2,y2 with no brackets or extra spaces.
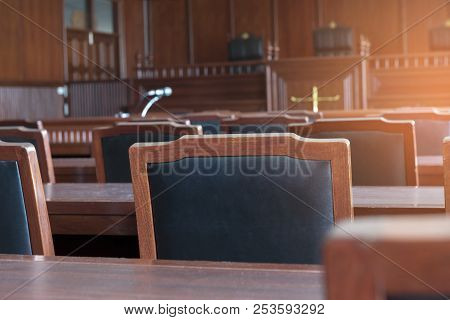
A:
140,87,173,117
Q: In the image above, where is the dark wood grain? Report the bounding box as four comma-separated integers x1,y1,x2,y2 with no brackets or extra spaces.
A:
53,158,97,183
0,254,324,300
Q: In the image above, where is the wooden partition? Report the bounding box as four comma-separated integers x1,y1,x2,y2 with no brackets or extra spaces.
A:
266,56,367,112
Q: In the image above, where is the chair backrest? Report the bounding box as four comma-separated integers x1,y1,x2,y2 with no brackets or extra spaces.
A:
0,120,43,129
42,117,120,157
182,111,236,135
222,114,309,134
0,141,54,255
93,122,202,182
130,134,353,263
325,214,450,299
383,110,450,156
290,118,418,186
0,127,55,183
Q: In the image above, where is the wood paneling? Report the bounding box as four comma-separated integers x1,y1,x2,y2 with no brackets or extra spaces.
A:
0,0,64,83
122,0,145,78
0,86,63,120
234,0,272,48
267,57,364,111
192,0,230,63
21,0,64,82
152,0,189,66
321,0,403,54
405,0,449,54
278,0,317,58
133,74,266,113
0,0,23,81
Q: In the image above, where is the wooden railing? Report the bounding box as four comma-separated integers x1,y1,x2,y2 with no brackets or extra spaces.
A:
136,60,266,80
43,118,119,156
368,52,450,70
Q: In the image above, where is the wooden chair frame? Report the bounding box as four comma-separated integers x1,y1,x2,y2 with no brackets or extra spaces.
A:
0,120,43,129
93,122,203,183
0,141,54,256
442,137,450,212
325,214,450,299
289,117,418,186
221,114,309,133
0,127,55,183
130,133,353,259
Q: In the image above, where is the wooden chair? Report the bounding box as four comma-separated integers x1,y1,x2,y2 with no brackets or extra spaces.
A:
93,122,203,183
0,141,54,255
325,214,450,299
130,133,353,263
383,109,450,156
181,111,236,134
0,120,43,129
289,118,418,186
221,113,309,134
0,127,55,183
42,117,120,157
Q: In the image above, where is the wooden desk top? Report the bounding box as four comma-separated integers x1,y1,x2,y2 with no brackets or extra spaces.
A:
44,183,446,235
0,255,324,299
352,186,444,210
52,157,96,168
45,183,445,212
417,155,443,167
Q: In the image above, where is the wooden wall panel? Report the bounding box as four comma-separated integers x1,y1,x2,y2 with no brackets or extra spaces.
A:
192,0,230,63
152,0,189,66
277,0,317,58
321,0,403,54
0,0,64,83
405,0,449,54
21,0,64,82
0,86,63,120
123,0,145,78
0,0,23,82
234,0,272,48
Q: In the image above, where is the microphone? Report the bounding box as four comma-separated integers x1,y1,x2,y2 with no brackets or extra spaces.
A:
140,87,173,117
146,87,173,97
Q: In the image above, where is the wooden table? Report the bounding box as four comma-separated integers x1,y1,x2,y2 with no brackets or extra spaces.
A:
53,158,97,183
45,183,446,236
417,155,443,186
0,255,323,299
52,156,446,185
352,186,444,216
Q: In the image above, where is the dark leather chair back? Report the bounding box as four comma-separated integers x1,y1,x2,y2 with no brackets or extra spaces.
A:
229,124,287,134
190,120,221,135
0,141,54,255
93,123,202,182
0,160,33,254
312,131,406,186
147,156,334,264
102,132,176,182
